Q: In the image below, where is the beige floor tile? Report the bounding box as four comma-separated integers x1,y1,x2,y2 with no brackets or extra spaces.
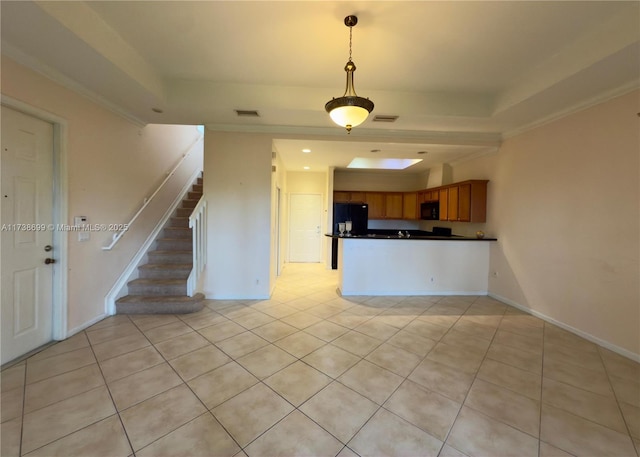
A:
279,311,323,329
544,325,599,354
477,358,542,400
136,412,240,457
153,331,210,360
541,403,636,457
260,303,298,319
274,331,326,358
365,343,422,377
212,383,293,447
610,375,640,407
108,362,182,411
99,346,164,383
386,330,437,357
169,345,230,381
307,303,347,319
302,345,361,378
634,437,640,456
85,321,140,345
21,386,115,454
120,384,206,451
245,410,343,457
438,444,470,457
188,361,258,409
85,315,131,331
1,417,21,457
1,387,24,422
349,408,443,457
1,363,26,392
409,358,474,403
90,332,151,362
236,344,296,379
299,381,378,443
231,310,275,329
336,445,360,457
25,414,132,457
374,313,414,329
538,441,575,457
142,320,193,344
427,342,486,375
404,319,449,340
416,314,459,329
448,406,538,457
621,402,640,439
26,347,96,384
465,378,540,437
286,296,322,310
328,312,371,329
486,342,542,374
542,377,626,433
440,329,491,354
198,320,246,343
305,320,350,342
332,331,382,357
493,329,543,355
339,360,404,405
180,309,226,330
28,332,89,362
218,304,254,319
264,361,331,406
354,319,400,340
24,364,104,414
216,331,269,358
544,341,606,373
600,348,640,383
543,356,613,396
384,379,461,441
131,314,180,331
451,319,497,341
251,321,299,342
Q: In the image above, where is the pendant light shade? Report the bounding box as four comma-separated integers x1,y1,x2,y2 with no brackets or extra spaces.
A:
325,16,374,133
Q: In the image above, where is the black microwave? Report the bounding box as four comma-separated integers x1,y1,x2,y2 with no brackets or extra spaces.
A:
420,201,440,220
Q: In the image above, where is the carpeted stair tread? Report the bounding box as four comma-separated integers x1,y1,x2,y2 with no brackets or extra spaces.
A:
128,278,186,285
116,293,205,314
139,263,192,270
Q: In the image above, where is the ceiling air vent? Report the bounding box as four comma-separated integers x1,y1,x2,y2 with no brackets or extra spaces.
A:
372,115,399,123
235,110,260,117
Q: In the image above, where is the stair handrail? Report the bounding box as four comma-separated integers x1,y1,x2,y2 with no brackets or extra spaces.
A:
187,196,207,296
102,135,203,251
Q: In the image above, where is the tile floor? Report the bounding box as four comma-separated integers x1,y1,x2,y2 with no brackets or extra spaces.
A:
2,263,639,457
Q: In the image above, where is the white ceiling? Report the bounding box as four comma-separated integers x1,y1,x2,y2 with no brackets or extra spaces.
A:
2,1,638,174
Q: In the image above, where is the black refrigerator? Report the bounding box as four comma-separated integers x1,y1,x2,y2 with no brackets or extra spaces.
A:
331,202,368,269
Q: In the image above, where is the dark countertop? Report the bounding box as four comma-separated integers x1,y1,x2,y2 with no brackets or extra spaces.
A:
325,229,496,241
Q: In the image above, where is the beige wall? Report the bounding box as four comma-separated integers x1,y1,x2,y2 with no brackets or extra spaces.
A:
452,90,640,357
1,56,201,332
334,170,425,192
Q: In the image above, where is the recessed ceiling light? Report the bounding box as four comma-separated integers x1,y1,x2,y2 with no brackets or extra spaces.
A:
151,108,163,113
417,151,428,155
347,158,422,170
302,149,311,153
303,166,310,170
370,149,381,153
235,110,260,117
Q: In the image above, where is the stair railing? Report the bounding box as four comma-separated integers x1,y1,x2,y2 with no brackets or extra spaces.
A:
187,196,207,296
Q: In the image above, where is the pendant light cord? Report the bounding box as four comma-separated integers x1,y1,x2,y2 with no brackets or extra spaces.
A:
348,26,353,62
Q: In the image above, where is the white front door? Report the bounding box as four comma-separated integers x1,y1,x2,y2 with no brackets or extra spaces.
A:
289,193,322,263
1,106,55,364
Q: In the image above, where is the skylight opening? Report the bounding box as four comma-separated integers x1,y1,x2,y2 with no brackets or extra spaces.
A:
347,158,422,170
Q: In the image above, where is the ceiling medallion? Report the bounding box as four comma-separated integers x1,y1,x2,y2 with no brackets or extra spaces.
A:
325,15,374,133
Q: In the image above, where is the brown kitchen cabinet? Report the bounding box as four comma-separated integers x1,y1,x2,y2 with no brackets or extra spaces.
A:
439,180,487,222
385,193,404,219
402,192,418,219
364,192,385,219
334,191,366,202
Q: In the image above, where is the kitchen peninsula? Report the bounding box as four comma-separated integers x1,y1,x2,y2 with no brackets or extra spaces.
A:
329,233,496,296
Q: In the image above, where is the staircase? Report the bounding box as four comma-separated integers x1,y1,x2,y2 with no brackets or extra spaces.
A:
116,177,205,314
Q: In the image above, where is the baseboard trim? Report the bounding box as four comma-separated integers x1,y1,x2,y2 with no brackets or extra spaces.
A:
66,313,108,338
488,292,640,363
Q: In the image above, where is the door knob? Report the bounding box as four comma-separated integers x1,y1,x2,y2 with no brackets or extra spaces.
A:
44,258,56,265
44,245,53,252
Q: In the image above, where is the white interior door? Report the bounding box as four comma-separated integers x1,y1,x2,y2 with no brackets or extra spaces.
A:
289,193,322,263
1,106,54,364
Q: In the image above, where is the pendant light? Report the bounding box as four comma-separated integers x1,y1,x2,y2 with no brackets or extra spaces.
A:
325,15,374,133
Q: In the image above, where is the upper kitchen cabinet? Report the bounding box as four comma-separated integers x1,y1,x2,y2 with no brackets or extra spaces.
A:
440,180,488,222
364,192,386,219
334,191,366,202
402,192,418,220
385,193,404,219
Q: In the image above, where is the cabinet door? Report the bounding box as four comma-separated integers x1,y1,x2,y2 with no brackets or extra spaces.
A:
457,183,472,222
334,191,351,202
350,192,366,202
403,192,418,219
385,193,404,219
446,186,458,221
365,192,386,219
439,189,449,221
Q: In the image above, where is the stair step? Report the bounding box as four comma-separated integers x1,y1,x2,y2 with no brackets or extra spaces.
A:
138,263,192,279
197,177,203,185
116,293,205,314
148,250,192,264
176,208,192,217
168,216,189,227
188,191,202,200
156,237,192,250
181,199,200,209
192,184,203,193
164,226,191,238
128,278,187,296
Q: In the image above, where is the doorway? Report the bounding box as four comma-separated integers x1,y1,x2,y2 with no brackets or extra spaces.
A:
1,103,66,364
288,193,322,263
